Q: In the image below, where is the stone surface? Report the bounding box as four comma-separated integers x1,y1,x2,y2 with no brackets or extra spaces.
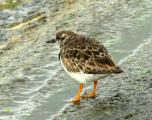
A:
53,38,152,120
0,0,152,120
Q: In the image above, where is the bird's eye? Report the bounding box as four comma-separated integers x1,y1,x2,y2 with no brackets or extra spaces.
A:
61,36,65,40
60,34,66,40
56,36,60,40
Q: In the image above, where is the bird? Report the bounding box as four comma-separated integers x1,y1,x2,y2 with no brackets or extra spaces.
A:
47,31,123,104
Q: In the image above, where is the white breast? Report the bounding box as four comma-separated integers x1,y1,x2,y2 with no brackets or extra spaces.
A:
60,58,108,83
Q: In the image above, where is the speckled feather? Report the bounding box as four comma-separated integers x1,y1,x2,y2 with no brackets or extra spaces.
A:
56,31,123,74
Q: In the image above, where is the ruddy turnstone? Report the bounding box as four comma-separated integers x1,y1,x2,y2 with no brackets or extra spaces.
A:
47,31,123,104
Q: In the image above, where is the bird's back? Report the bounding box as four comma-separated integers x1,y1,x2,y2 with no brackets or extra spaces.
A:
60,34,123,74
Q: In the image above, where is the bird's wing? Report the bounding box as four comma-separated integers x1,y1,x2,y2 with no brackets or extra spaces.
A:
60,40,122,74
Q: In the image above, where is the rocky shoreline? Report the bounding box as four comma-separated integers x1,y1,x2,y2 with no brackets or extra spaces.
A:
0,0,152,120
52,35,152,120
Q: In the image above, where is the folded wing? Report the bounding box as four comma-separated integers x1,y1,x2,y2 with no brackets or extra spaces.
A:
60,39,123,74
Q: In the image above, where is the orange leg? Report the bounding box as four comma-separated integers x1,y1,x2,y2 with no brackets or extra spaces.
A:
72,83,84,104
83,81,98,98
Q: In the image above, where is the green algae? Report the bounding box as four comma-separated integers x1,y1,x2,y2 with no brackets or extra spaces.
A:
0,0,20,10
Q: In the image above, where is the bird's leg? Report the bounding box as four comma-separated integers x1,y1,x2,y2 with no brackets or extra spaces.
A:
72,83,84,104
83,81,98,98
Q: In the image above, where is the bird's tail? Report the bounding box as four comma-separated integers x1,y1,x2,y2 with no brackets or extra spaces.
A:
114,66,123,74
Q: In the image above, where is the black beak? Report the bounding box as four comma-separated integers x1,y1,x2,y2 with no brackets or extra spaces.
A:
46,38,56,43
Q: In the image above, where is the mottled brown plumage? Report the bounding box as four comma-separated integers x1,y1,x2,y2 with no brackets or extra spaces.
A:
52,30,123,104
56,31,123,74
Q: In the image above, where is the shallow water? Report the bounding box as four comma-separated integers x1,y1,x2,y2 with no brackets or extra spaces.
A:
0,0,152,120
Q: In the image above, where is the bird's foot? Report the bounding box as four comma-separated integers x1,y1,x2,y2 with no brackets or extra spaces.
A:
71,97,81,104
82,92,96,98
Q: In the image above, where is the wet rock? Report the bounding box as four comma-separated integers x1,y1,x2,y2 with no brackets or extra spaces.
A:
53,39,152,120
0,0,152,120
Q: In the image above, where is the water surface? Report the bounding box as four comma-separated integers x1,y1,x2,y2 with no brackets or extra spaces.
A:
0,0,152,120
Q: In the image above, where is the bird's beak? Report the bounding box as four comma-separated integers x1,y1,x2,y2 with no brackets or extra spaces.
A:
46,38,56,43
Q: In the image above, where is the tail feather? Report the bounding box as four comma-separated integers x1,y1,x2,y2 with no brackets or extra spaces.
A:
114,66,123,74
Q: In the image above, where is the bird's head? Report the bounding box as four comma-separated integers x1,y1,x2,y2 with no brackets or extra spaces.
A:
46,31,76,47
55,31,76,46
